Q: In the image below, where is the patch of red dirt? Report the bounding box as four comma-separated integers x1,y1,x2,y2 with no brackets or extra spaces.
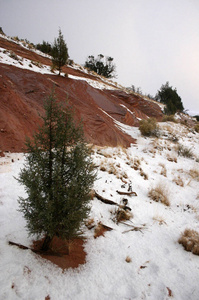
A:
32,236,86,270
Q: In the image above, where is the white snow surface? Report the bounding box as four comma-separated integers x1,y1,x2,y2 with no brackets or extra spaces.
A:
0,122,199,300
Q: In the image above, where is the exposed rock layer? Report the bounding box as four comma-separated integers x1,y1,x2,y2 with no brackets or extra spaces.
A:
0,36,163,152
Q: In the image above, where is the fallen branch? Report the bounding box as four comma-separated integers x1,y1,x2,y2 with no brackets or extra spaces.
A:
120,221,146,233
99,222,113,231
94,191,131,211
116,190,137,196
122,227,144,234
9,241,30,250
8,241,62,256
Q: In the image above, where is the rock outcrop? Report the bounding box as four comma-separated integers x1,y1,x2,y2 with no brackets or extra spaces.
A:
0,35,163,152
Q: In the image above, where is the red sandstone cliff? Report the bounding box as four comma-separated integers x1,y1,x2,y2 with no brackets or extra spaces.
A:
0,35,163,152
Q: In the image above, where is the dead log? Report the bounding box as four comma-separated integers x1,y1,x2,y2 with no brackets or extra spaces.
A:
116,190,137,196
94,191,131,211
95,191,118,205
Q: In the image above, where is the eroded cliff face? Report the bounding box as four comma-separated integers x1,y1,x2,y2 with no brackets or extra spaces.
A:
0,36,163,152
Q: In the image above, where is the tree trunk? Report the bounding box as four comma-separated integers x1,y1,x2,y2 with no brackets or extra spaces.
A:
41,235,52,251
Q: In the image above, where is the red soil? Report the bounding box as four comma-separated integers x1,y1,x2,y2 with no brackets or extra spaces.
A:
32,236,86,270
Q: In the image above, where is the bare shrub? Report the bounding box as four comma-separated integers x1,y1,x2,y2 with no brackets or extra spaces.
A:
139,118,160,137
178,229,199,255
148,183,170,206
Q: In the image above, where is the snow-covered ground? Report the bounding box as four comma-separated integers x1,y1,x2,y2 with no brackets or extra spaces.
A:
0,122,199,300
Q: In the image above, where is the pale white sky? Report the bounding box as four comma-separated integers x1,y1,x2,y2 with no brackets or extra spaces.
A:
1,0,199,114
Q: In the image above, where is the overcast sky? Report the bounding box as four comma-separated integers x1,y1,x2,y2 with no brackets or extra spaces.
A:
1,0,199,115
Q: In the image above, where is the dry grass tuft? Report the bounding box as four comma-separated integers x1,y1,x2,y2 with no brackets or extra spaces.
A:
139,168,148,180
177,144,193,158
125,256,132,263
139,118,160,137
178,229,199,255
153,214,167,225
188,168,199,181
148,183,170,206
194,123,199,133
99,158,123,177
162,115,177,123
167,154,178,163
160,164,167,177
130,157,141,170
173,175,184,187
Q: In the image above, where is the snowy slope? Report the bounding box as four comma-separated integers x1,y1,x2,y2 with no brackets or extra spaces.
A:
0,41,118,92
0,122,199,300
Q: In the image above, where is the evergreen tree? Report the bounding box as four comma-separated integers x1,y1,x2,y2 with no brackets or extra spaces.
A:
17,91,96,252
51,29,69,75
84,54,116,78
36,40,52,55
156,82,184,115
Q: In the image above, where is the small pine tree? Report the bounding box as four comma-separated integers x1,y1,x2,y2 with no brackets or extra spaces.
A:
36,40,52,55
84,54,116,78
51,28,69,75
156,82,184,115
17,90,96,252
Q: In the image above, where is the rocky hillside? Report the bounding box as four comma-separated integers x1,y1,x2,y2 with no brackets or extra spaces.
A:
0,34,163,152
